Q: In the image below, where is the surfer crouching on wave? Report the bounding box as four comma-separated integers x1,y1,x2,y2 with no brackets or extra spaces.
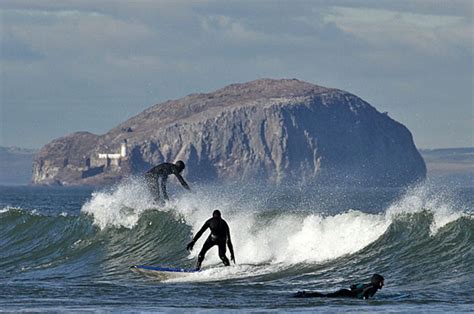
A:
145,160,190,203
294,274,385,299
186,210,235,270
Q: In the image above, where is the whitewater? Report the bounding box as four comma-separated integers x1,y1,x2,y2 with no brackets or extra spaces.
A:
0,180,472,311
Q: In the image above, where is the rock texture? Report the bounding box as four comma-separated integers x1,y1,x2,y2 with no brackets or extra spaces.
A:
32,79,426,186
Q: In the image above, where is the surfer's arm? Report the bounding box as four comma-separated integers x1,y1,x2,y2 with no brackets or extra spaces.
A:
174,173,190,190
187,220,209,251
361,286,376,299
193,220,210,242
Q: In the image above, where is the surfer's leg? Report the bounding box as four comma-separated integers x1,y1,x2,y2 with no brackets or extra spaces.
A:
325,289,355,298
294,291,327,298
160,176,169,201
146,173,160,203
217,241,230,266
197,238,215,270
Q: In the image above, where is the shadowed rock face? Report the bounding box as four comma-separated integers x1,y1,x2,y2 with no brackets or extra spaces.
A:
32,78,426,186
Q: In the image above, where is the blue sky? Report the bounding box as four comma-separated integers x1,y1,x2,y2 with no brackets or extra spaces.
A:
1,0,472,149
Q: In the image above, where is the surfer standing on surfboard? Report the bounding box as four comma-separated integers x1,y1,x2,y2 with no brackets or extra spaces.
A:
186,210,235,270
145,161,190,204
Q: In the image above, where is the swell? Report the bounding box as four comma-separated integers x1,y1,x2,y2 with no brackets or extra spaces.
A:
320,212,473,276
0,208,193,279
0,208,97,278
1,205,472,283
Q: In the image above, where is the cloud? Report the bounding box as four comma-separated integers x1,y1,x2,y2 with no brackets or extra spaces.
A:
1,30,44,61
2,9,156,58
324,6,472,58
199,15,265,43
105,54,161,71
325,0,473,19
0,1,472,148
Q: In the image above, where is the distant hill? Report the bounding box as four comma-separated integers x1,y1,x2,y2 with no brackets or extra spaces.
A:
419,147,473,173
32,78,426,187
419,147,473,186
0,146,37,185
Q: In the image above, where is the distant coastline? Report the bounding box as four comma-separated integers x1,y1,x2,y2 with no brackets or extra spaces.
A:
419,147,473,174
418,147,473,186
0,146,37,186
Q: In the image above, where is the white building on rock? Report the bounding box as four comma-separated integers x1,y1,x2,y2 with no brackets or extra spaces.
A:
97,139,128,167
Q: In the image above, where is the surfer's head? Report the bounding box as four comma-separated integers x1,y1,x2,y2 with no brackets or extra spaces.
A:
213,210,222,219
371,274,384,289
175,160,185,172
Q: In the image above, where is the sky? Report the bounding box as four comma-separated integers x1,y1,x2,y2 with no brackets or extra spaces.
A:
1,0,472,149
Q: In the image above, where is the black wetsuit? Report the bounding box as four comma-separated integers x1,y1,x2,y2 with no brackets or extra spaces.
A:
295,283,380,299
145,163,190,203
192,217,234,270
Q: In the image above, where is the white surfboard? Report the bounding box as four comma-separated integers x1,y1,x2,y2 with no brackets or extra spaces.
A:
131,265,199,280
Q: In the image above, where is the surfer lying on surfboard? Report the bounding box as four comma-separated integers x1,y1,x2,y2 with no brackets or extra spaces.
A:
187,210,235,270
294,274,385,299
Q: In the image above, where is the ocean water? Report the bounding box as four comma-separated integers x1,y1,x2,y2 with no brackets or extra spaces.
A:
0,179,472,312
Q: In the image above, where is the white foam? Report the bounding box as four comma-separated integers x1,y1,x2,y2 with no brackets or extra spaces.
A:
81,177,157,229
0,206,22,214
0,207,11,214
166,264,283,283
81,180,467,272
0,206,47,216
282,211,389,263
385,183,466,235
171,193,391,267
163,211,389,283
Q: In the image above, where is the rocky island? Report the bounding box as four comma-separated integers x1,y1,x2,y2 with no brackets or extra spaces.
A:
32,79,426,186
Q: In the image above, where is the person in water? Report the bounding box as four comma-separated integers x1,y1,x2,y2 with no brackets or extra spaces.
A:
145,160,190,203
186,210,235,270
294,274,385,299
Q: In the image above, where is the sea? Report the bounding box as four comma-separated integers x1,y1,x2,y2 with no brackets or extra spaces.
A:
0,176,472,312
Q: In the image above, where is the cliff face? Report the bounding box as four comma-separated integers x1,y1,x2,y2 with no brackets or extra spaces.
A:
32,79,426,186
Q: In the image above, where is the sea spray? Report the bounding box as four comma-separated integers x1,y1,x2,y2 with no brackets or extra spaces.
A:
384,183,467,235
79,179,470,268
81,177,157,229
80,179,393,265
